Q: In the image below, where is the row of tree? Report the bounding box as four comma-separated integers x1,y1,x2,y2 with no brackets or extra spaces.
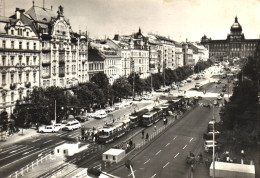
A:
219,56,259,145
0,60,212,129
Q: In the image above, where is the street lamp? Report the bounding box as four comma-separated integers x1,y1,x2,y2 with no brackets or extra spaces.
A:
241,150,245,164
81,108,84,116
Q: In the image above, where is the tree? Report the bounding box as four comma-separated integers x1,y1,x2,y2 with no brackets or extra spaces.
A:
112,77,132,101
90,72,109,90
0,111,9,131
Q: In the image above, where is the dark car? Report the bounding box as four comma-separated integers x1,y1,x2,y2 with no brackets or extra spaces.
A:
75,116,88,122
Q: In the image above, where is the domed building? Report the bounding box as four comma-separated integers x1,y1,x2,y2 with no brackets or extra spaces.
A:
201,16,260,60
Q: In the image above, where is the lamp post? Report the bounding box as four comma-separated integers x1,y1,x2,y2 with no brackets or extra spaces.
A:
81,108,84,116
241,150,244,164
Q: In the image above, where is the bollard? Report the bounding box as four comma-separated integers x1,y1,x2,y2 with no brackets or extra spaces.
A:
27,164,29,172
250,160,254,165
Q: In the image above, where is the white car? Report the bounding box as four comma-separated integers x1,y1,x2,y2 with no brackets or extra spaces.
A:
38,125,60,133
105,106,115,113
62,120,81,131
53,123,63,130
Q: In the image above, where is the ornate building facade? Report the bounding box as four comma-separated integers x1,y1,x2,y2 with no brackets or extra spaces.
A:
201,17,260,60
0,4,88,115
0,8,41,114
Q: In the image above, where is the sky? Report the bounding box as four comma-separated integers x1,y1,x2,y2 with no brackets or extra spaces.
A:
3,0,260,42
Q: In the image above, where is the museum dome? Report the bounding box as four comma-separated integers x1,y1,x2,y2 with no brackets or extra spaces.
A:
231,16,242,31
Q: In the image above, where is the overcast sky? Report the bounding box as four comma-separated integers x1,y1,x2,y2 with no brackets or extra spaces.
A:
4,0,260,42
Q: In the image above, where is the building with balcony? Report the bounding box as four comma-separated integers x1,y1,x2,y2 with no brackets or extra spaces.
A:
88,46,104,80
24,4,88,88
0,8,40,114
201,16,260,61
175,43,184,67
0,3,88,115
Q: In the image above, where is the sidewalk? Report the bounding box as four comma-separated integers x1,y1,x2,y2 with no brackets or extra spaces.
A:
0,127,39,148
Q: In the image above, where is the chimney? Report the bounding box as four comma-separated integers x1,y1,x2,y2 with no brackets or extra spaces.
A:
15,8,25,19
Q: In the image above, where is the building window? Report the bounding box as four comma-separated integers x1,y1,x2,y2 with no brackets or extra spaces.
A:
2,40,6,48
26,32,29,36
11,92,14,102
2,56,6,66
26,56,30,66
33,43,36,50
26,73,29,82
2,94,6,103
2,74,6,85
11,41,14,49
106,155,108,159
19,73,22,83
113,156,115,160
11,30,14,35
53,65,56,74
27,42,29,50
27,90,30,97
19,91,22,100
33,56,36,65
19,56,22,65
10,56,14,66
19,42,22,49
33,72,36,82
53,79,56,86
11,74,14,83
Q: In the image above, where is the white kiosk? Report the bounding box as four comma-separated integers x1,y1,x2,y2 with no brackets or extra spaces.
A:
102,149,125,163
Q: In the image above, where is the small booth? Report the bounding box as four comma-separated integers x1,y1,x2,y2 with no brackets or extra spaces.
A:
102,149,125,163
54,143,89,157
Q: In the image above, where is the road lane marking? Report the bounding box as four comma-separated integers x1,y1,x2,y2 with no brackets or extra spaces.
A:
32,138,41,142
43,140,53,144
10,150,17,153
174,153,179,158
23,148,40,155
128,170,136,177
183,145,187,149
173,136,177,140
54,141,66,146
0,148,49,169
163,162,170,168
165,143,170,147
151,173,157,178
144,159,150,164
155,150,161,155
0,146,32,161
1,145,23,154
189,138,193,142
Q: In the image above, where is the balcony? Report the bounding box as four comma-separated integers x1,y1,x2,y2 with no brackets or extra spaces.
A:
59,73,65,77
10,83,17,90
25,82,31,88
59,59,65,64
42,59,51,65
16,63,25,68
42,46,51,52
42,74,51,79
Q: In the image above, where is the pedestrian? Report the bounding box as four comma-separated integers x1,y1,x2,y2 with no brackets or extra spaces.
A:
142,130,145,139
154,125,157,132
129,139,133,148
146,133,149,140
163,118,166,125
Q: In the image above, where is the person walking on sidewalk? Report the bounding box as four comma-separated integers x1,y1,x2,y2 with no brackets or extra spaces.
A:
146,133,149,140
142,130,145,139
154,125,157,132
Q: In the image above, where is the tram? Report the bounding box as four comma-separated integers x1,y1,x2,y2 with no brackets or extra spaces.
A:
129,109,149,128
96,117,130,144
142,107,163,127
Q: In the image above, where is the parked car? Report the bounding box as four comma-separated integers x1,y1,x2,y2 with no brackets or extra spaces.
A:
105,106,115,113
142,95,152,100
114,103,124,110
38,125,60,133
62,120,81,131
75,116,88,122
53,123,63,130
133,96,142,101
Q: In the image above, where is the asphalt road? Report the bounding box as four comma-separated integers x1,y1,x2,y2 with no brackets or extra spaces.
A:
0,101,153,177
110,103,217,178
0,65,226,177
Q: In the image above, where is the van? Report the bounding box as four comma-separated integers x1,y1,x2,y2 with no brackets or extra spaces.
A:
63,120,81,131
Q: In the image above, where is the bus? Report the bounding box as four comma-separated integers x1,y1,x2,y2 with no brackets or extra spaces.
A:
96,117,130,144
142,107,163,127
